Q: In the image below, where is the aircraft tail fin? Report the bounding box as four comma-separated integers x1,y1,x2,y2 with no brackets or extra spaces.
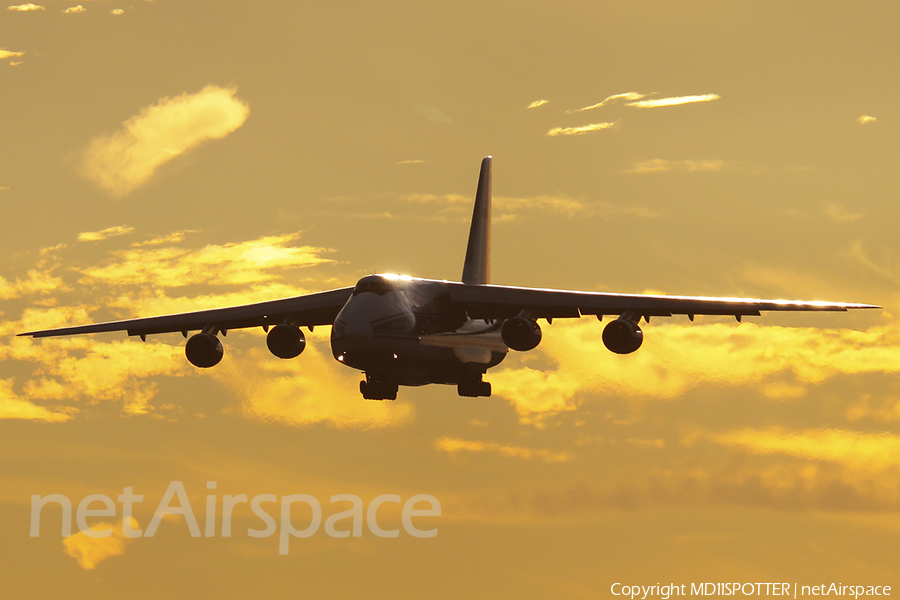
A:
461,156,492,285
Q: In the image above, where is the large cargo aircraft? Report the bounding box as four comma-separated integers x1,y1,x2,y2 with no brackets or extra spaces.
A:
20,157,878,399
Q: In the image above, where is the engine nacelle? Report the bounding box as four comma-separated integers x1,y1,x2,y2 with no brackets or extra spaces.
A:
185,332,224,368
267,324,306,359
602,319,643,354
501,316,542,351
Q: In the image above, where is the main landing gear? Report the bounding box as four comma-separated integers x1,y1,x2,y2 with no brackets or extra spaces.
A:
359,373,492,400
360,377,398,400
457,377,491,398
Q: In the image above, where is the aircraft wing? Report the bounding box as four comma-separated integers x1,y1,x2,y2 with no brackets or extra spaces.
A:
444,282,879,321
17,287,354,339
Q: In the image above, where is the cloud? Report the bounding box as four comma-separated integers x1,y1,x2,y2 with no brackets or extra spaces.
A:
398,192,654,223
396,159,424,165
77,225,134,242
824,203,864,223
2,230,342,418
494,195,587,219
0,48,25,60
527,99,549,109
110,8,123,15
568,92,645,113
7,3,44,10
567,92,719,112
6,334,188,415
77,233,332,288
63,518,139,569
712,427,900,473
490,319,899,420
547,122,617,137
627,438,666,448
442,452,900,518
442,424,900,517
435,437,573,463
628,159,726,174
129,230,198,247
2,225,411,429
81,85,250,197
845,394,900,423
0,378,72,422
63,5,84,13
0,270,66,300
840,241,900,291
858,115,877,125
413,105,453,124
215,344,415,429
626,94,720,108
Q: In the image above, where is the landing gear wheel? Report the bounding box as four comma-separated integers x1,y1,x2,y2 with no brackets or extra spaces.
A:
360,379,398,400
457,380,491,397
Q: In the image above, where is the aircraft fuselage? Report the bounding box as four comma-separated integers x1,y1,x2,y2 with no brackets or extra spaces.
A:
330,275,507,398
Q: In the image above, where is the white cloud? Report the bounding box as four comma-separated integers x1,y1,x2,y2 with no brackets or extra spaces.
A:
397,192,652,222
858,115,877,125
490,319,897,421
527,99,549,109
77,233,333,288
824,203,864,223
0,270,66,300
7,3,44,11
63,518,140,569
626,94,720,108
216,345,415,429
0,378,72,422
436,437,573,463
413,105,453,124
2,230,341,419
0,48,25,60
110,8,123,15
628,159,726,174
568,92,645,113
77,225,134,242
63,5,84,13
546,122,617,137
81,85,250,197
712,427,900,473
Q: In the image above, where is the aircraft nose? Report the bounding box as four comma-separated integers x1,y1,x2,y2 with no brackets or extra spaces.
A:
331,293,406,363
332,294,382,340
340,315,372,340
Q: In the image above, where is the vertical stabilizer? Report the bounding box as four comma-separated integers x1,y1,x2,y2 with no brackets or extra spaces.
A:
461,156,492,285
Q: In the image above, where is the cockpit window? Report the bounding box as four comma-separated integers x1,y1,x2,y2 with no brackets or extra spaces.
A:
351,276,393,296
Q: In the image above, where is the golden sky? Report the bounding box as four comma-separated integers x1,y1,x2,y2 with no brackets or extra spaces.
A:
2,1,900,597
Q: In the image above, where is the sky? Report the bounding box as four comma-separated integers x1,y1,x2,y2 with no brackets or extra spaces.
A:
2,1,900,598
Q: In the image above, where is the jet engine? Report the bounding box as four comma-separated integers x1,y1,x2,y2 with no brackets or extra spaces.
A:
602,318,643,354
266,324,307,359
501,316,542,351
185,332,224,368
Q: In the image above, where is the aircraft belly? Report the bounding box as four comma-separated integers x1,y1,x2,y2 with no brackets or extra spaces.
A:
333,333,506,386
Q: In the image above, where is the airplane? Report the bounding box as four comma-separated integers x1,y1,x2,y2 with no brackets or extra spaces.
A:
19,157,878,400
